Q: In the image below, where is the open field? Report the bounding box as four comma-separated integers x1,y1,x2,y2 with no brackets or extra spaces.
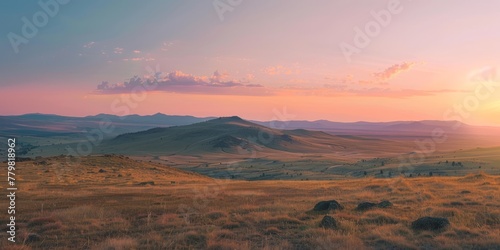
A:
1,156,499,249
134,146,500,180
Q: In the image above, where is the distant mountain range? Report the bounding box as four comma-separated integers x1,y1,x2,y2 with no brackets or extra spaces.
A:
252,119,494,136
1,113,500,158
2,113,499,139
0,113,214,138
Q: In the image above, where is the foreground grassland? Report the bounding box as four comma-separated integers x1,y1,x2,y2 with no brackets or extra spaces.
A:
1,156,499,249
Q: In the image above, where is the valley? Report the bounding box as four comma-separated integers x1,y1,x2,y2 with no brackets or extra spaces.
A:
2,114,500,181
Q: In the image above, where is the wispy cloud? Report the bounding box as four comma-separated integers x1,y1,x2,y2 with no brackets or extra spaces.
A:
122,57,155,62
373,62,418,81
263,65,301,76
345,88,465,98
113,47,124,54
83,41,95,48
161,41,175,52
290,87,468,98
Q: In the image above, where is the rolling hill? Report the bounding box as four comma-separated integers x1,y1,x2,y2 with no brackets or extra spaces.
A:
97,116,401,156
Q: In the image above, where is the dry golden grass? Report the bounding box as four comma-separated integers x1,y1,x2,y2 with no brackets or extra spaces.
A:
0,156,499,249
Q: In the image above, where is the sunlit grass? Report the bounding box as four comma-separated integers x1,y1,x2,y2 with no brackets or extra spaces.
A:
0,156,499,249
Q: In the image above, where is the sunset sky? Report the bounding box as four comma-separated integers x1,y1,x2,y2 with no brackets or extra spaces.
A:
1,0,499,125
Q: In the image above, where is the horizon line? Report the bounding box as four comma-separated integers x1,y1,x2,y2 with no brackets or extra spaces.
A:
2,112,494,127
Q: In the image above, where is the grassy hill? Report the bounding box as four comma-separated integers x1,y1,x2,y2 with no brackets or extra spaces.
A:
97,116,408,156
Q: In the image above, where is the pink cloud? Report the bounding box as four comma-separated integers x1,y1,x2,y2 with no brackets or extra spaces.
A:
373,62,418,81
122,57,155,62
95,70,266,96
95,68,464,98
263,65,301,76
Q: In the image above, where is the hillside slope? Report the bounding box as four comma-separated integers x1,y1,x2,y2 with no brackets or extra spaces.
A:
97,116,399,156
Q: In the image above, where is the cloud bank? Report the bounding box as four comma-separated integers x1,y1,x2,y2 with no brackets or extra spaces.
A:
96,70,266,96
95,64,462,98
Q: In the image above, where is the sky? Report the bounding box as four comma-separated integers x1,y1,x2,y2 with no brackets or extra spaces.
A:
0,0,499,125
